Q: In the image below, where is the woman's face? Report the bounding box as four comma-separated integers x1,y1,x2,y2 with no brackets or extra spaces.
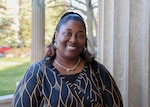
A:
55,20,86,59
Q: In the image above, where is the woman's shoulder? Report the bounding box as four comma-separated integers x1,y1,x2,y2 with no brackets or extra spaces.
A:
90,60,112,78
90,60,106,71
91,60,118,85
27,58,51,74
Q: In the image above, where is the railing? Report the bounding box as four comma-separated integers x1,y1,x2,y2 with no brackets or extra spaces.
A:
0,94,13,107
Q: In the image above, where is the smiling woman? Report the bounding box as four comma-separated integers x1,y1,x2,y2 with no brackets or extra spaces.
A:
12,12,123,107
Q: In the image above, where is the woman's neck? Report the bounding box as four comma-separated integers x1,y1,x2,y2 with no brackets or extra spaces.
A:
53,56,85,75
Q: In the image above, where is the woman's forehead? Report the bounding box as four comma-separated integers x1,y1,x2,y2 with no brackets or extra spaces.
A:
61,20,85,28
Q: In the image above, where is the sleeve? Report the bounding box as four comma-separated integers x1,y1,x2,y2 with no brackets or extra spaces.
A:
96,63,123,107
11,63,43,107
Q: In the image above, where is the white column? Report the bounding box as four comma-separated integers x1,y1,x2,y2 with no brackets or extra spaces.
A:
98,0,115,75
98,0,150,107
128,0,149,106
113,0,130,106
31,0,45,64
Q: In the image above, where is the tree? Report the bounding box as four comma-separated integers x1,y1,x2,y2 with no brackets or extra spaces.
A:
45,0,67,45
0,18,15,46
18,0,31,47
0,0,15,46
0,0,32,48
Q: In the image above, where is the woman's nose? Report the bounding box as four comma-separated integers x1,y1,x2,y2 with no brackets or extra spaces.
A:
69,35,77,42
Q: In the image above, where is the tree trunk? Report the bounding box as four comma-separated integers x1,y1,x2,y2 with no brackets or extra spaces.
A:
86,0,95,54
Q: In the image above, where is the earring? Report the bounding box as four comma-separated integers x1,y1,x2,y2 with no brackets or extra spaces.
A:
82,46,87,53
53,41,57,49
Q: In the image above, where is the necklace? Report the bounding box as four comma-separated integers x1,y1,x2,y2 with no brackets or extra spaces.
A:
54,57,81,72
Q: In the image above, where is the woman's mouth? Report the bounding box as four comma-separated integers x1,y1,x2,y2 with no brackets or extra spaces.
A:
67,45,77,50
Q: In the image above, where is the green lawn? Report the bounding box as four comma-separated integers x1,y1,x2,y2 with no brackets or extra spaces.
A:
0,57,30,96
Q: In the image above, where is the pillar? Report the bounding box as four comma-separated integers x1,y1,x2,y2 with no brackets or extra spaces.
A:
128,0,149,106
31,0,45,64
98,0,150,107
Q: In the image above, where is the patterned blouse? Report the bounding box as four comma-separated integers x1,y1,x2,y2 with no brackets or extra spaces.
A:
11,59,123,107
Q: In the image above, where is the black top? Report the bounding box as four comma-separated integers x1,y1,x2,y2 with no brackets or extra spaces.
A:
12,59,123,107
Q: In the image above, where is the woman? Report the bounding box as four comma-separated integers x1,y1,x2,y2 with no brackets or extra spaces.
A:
12,12,123,107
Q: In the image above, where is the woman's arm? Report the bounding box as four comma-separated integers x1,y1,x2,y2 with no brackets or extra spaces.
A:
100,64,123,107
11,63,43,107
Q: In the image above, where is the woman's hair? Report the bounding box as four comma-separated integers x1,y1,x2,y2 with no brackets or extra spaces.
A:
45,12,94,63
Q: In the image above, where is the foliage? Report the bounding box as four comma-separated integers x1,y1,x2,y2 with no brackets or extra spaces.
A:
0,0,15,46
18,0,31,48
45,0,67,45
0,0,67,47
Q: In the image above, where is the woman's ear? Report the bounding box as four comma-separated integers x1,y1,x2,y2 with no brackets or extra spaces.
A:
54,31,58,39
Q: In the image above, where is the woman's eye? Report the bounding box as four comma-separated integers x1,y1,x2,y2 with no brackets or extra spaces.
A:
63,32,85,39
63,32,72,37
77,34,85,39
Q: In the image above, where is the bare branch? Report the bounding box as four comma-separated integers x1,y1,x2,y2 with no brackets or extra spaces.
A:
47,4,70,8
92,5,98,9
92,1,98,6
47,3,87,15
67,8,86,15
46,0,57,4
69,0,73,6
0,5,6,9
72,0,86,6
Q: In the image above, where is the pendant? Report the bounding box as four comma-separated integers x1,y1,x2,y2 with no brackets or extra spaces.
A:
66,68,75,72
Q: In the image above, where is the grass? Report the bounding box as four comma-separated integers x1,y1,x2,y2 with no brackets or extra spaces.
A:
0,57,30,96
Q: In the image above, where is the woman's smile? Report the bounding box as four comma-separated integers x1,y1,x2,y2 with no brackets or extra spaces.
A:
66,45,78,51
